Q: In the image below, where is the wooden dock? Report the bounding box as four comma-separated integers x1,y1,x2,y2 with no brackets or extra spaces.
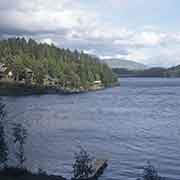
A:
71,159,108,180
88,159,108,180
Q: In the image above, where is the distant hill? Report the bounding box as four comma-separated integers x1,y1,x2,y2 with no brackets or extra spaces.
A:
113,65,180,77
101,59,147,70
167,65,180,77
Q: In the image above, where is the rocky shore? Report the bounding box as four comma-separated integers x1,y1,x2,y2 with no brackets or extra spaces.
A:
0,81,119,96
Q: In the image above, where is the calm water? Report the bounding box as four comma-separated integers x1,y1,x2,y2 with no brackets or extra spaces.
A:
2,78,180,180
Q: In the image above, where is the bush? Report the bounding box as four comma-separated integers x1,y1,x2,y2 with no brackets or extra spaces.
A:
72,148,94,180
140,162,162,180
0,102,8,167
13,123,28,168
1,166,29,177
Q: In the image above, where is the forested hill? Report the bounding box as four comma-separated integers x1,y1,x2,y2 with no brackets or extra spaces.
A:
102,58,147,70
113,65,180,77
0,38,117,90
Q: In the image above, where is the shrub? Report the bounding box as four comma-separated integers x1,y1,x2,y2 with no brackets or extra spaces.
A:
0,102,8,167
72,148,94,180
142,162,162,180
1,166,29,177
13,123,28,168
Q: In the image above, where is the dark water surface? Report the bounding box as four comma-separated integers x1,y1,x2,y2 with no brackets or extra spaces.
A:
2,78,180,180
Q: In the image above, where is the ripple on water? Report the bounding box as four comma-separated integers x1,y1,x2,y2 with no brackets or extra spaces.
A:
2,78,180,180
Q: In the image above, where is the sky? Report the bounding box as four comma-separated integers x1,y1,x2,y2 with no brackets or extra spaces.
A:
0,0,180,67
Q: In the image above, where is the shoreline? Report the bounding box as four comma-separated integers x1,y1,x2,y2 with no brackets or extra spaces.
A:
0,81,119,96
0,167,66,180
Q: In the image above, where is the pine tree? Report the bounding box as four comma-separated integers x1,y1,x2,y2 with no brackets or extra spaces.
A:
0,37,118,89
72,148,94,180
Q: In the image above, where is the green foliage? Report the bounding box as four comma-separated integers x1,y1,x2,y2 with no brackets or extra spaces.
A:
13,123,28,168
0,38,117,89
141,162,162,180
0,102,8,167
72,148,94,180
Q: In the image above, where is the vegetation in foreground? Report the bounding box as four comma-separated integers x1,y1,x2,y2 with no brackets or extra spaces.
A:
0,38,117,91
0,101,164,180
137,162,163,180
72,148,94,180
0,167,66,180
0,100,65,180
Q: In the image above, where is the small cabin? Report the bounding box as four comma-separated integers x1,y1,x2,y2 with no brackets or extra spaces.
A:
0,63,7,80
24,68,33,84
43,75,58,86
0,63,13,81
91,80,102,90
93,80,102,85
0,64,34,84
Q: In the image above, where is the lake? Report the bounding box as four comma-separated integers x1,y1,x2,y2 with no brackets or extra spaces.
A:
2,78,180,180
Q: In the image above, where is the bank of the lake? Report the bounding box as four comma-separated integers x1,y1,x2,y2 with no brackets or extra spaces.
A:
0,167,66,180
0,81,119,96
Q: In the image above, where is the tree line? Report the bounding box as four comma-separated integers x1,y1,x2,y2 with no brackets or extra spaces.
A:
113,65,180,78
0,38,117,89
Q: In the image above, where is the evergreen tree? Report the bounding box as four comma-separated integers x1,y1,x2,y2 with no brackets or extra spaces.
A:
0,37,118,89
72,148,94,180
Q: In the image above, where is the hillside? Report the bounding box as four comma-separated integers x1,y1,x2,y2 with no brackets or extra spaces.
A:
102,58,147,70
168,65,180,77
0,38,117,92
113,65,180,77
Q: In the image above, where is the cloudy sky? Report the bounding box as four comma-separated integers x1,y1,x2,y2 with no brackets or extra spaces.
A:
1,0,180,67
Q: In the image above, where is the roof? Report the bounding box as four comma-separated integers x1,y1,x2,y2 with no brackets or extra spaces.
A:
0,63,7,73
93,80,102,83
45,75,59,82
24,68,33,73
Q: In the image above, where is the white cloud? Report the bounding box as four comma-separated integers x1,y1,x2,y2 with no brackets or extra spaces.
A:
40,38,58,46
0,0,96,33
134,32,165,46
0,0,180,67
114,31,168,47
